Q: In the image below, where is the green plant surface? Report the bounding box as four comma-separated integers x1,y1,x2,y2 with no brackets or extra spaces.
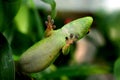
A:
0,33,15,80
114,58,120,80
42,0,56,19
31,64,109,80
0,0,21,32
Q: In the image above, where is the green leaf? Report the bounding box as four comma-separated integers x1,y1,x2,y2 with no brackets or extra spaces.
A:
14,5,30,35
11,30,34,59
114,58,120,80
32,64,109,79
42,0,56,19
0,33,15,80
29,0,44,39
0,0,21,32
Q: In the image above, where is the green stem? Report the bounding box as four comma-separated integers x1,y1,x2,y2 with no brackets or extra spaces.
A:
30,0,44,39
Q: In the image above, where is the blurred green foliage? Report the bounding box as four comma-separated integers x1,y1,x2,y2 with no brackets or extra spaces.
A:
0,33,14,80
94,11,120,80
0,0,21,32
31,64,109,80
